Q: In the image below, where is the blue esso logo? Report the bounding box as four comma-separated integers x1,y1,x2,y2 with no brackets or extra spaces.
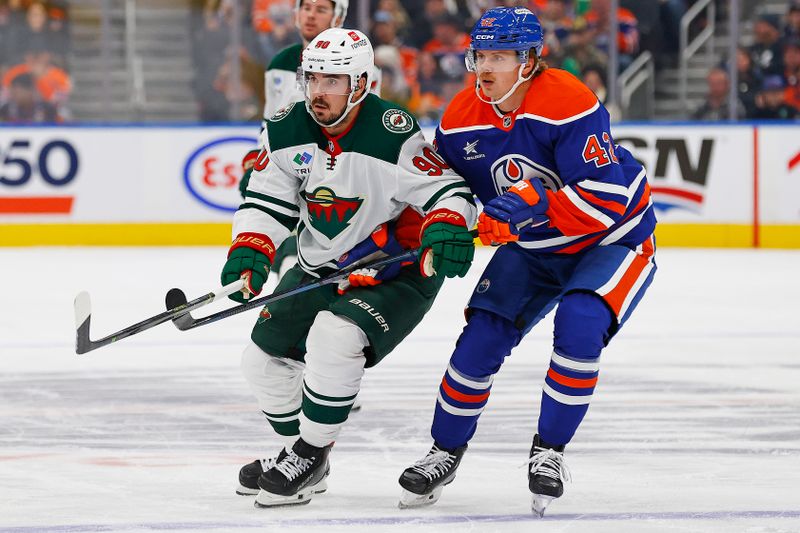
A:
183,136,258,212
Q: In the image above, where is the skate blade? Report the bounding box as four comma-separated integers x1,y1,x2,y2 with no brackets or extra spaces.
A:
531,494,555,517
398,486,444,509
253,478,327,508
236,484,259,496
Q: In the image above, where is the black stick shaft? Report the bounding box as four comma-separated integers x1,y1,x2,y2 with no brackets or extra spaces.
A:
176,249,420,331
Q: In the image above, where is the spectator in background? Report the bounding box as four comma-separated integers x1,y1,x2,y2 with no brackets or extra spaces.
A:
785,2,800,41
212,47,266,121
408,0,451,48
692,67,744,120
620,0,663,64
782,39,800,111
252,1,300,65
410,50,444,121
6,2,62,66
581,64,608,104
423,14,470,89
749,14,784,78
374,0,411,39
370,10,419,94
585,0,639,71
0,71,58,122
735,45,763,118
2,46,71,106
753,75,797,120
374,44,411,107
537,0,573,59
559,16,608,77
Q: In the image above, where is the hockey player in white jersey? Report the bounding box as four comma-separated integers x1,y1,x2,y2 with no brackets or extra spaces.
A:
225,28,477,507
240,0,380,281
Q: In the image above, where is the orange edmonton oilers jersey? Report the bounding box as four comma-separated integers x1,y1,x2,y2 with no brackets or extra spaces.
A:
434,68,656,255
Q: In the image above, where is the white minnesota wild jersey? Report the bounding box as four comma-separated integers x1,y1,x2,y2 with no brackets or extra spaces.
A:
236,94,476,276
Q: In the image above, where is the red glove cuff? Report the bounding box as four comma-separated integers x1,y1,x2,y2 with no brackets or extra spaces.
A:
229,232,276,263
395,207,423,249
419,209,468,237
509,179,542,206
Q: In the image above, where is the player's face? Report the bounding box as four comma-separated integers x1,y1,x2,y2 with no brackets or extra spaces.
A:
306,72,352,124
298,0,336,42
475,50,522,99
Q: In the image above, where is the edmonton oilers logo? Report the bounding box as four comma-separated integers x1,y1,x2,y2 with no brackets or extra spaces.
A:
477,278,491,293
490,154,562,195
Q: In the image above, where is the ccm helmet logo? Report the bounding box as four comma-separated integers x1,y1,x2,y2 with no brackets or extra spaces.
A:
475,34,494,40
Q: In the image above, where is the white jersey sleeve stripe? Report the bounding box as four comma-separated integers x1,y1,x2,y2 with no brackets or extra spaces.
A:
563,186,616,228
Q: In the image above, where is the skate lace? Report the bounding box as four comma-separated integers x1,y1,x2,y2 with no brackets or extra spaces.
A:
409,448,454,481
526,447,572,483
274,451,313,481
259,457,276,472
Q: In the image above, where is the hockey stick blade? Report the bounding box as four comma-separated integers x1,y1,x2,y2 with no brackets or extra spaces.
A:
74,291,94,354
165,248,421,332
165,288,193,331
73,280,245,355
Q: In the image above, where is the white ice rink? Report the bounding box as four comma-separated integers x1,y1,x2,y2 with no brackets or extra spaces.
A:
1,246,799,533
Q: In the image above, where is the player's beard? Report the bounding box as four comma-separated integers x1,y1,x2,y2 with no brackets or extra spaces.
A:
312,96,345,126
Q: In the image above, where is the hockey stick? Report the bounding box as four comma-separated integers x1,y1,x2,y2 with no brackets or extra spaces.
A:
165,248,423,332
74,279,245,355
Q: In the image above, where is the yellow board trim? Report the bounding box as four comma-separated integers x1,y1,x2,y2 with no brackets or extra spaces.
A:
0,223,232,246
1,222,798,248
758,225,800,248
653,224,754,248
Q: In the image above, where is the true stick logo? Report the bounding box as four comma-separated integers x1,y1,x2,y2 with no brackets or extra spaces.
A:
348,298,389,332
304,187,363,239
293,151,313,166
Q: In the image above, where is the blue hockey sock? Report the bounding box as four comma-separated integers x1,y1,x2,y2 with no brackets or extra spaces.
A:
431,310,521,450
539,291,612,445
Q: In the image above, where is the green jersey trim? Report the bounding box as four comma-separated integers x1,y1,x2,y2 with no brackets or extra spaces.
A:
238,202,299,231
245,190,300,212
423,181,472,211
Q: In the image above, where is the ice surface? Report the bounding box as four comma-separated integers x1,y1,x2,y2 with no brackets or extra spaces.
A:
1,247,799,532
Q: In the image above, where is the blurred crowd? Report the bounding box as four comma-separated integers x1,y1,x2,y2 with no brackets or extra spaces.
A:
1,0,798,124
694,3,800,120
191,0,693,122
0,0,71,123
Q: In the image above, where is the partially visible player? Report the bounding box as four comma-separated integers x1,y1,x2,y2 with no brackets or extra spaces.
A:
227,28,476,507
398,7,657,516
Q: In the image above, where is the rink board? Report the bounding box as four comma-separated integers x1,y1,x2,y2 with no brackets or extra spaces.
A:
0,123,798,247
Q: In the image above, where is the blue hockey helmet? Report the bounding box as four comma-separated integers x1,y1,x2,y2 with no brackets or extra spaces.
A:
467,7,544,65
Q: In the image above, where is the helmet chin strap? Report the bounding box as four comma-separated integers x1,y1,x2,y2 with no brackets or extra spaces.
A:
475,63,536,106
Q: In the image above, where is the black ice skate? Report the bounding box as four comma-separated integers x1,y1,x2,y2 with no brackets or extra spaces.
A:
397,443,467,509
254,438,331,508
236,448,288,495
528,434,571,517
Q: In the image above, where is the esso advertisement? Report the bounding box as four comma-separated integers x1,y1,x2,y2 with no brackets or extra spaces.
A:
183,136,258,213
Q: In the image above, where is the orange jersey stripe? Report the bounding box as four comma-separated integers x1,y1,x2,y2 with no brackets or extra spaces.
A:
602,255,650,316
441,378,491,404
545,189,608,236
547,369,599,389
574,186,626,215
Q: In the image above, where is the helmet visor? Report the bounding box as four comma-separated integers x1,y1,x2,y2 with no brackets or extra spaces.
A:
304,72,352,96
466,48,526,73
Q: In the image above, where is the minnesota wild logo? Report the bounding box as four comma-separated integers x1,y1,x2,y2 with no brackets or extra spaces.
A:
304,186,363,239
